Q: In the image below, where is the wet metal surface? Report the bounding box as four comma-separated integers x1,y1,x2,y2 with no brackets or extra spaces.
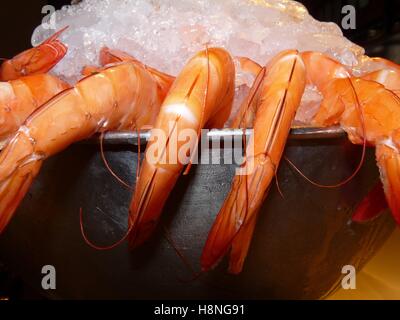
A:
0,128,395,299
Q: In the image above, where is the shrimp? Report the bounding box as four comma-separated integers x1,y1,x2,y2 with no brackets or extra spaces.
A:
301,52,400,225
202,50,400,274
0,61,169,233
0,27,68,81
0,74,68,144
300,51,352,127
201,50,306,274
127,47,235,248
312,77,400,225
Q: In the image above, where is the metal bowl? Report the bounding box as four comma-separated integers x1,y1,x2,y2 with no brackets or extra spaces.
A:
0,127,394,299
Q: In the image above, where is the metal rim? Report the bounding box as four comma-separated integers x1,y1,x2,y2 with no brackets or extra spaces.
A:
83,126,346,145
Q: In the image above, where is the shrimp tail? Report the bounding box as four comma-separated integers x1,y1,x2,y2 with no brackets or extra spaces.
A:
352,181,388,222
376,143,400,225
229,212,258,274
201,161,271,272
0,27,68,81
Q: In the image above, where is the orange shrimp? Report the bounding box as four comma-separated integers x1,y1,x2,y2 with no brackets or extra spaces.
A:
300,52,400,226
232,52,350,129
127,47,235,248
349,61,400,224
299,52,352,127
299,52,400,225
0,61,168,233
82,47,175,103
0,74,69,144
301,51,350,89
312,77,400,224
0,27,68,81
201,50,306,274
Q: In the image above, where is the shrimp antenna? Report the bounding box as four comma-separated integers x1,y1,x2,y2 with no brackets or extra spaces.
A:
161,225,202,282
80,207,133,250
80,127,144,250
285,77,367,188
42,26,69,44
274,164,285,198
177,270,204,284
99,132,133,190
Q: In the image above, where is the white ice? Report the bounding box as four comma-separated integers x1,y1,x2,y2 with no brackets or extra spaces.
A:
31,0,365,125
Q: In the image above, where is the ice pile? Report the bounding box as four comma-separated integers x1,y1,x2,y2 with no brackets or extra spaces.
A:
32,0,363,79
31,0,364,125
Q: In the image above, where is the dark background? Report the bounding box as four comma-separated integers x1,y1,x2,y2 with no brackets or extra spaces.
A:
0,0,399,299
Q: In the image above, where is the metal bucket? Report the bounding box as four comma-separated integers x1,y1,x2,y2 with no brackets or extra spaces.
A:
0,127,394,299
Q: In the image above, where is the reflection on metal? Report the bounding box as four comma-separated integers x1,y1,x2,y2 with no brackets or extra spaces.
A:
84,126,346,146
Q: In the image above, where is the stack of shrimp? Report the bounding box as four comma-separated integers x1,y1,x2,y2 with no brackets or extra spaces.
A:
0,26,399,274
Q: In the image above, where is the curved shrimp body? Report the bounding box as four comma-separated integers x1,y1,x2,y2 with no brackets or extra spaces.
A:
82,47,175,106
301,51,350,90
302,51,400,225
0,61,164,233
127,47,235,248
0,28,68,81
98,47,175,103
201,50,306,274
0,74,68,144
313,77,400,224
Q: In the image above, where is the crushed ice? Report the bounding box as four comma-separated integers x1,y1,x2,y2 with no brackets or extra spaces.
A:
31,0,365,125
